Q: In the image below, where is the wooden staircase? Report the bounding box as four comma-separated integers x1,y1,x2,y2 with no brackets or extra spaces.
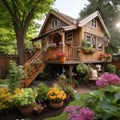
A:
22,50,46,87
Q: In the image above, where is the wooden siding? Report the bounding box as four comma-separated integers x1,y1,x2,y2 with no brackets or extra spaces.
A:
42,15,67,35
81,50,104,62
84,17,104,37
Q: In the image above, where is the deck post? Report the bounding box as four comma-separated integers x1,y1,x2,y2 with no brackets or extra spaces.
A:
68,65,74,79
62,31,65,52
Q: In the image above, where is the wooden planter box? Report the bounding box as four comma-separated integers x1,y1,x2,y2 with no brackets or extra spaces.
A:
82,48,95,54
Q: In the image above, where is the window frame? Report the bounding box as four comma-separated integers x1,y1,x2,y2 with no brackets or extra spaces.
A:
92,19,97,28
51,19,58,29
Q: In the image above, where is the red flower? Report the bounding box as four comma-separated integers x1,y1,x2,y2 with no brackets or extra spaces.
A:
56,51,65,57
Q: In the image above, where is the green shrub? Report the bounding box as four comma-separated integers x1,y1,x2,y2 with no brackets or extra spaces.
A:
36,83,49,102
8,60,25,92
107,64,116,73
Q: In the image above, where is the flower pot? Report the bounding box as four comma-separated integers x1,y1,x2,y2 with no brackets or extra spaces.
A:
49,101,64,109
19,104,33,116
60,56,66,62
34,109,42,114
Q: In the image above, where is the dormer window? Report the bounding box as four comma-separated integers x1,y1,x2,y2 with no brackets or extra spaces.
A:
51,19,58,29
92,19,97,28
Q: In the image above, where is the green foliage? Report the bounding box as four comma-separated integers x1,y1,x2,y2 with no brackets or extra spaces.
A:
0,87,15,113
107,64,116,73
0,0,55,64
76,64,91,81
79,0,120,53
55,74,76,97
35,83,49,102
14,88,36,106
8,60,25,92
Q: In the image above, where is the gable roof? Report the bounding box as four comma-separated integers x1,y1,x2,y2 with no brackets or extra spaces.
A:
33,10,110,41
39,10,77,36
78,11,111,38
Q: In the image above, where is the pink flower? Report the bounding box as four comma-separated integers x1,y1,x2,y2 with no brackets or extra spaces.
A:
96,73,120,88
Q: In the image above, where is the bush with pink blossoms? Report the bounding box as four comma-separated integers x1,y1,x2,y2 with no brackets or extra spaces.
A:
96,73,120,88
64,106,95,120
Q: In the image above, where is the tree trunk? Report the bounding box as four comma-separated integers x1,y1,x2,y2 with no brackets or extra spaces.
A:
16,29,26,65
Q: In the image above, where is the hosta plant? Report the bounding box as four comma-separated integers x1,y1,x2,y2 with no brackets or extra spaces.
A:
84,73,120,120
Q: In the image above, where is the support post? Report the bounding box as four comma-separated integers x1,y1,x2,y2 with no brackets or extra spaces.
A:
68,65,74,79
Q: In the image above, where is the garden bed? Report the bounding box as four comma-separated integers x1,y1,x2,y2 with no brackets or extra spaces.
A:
0,98,74,120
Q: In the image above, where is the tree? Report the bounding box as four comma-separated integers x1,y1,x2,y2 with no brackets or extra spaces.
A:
0,0,55,65
79,0,120,53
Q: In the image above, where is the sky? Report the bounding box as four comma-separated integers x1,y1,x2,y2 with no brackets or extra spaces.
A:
53,0,89,19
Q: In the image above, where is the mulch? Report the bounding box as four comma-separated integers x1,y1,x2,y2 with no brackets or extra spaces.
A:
0,98,74,120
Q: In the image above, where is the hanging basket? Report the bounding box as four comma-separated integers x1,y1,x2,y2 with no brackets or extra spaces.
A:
49,101,64,109
18,104,33,116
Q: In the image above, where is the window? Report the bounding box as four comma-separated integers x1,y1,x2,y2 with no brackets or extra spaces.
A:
92,37,96,48
51,19,58,28
86,34,93,47
92,19,97,28
66,33,73,42
97,38,103,50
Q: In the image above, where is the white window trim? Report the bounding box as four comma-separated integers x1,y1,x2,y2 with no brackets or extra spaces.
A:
51,19,58,29
92,19,97,28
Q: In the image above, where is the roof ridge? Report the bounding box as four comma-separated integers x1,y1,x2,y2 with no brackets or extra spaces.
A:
54,10,77,24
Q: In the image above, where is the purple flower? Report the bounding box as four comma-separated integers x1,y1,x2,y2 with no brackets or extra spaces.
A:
96,73,120,88
108,74,120,85
74,114,85,120
96,79,109,88
64,106,94,120
80,107,95,120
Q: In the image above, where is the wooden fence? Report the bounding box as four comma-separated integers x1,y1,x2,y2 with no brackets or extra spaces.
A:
0,54,120,79
0,55,19,78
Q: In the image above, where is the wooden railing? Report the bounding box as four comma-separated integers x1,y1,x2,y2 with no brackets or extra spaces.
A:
66,46,80,60
22,50,46,87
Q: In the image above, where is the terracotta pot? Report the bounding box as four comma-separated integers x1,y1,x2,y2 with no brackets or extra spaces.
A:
60,56,66,62
19,104,33,116
49,101,64,109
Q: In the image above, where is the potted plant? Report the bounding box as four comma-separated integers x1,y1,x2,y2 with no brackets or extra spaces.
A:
82,39,95,54
14,88,36,116
106,54,112,62
99,53,107,61
55,74,75,99
35,83,49,103
33,102,46,114
47,87,66,109
56,50,66,62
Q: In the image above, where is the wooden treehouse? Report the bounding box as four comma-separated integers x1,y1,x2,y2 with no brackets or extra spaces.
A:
22,10,111,87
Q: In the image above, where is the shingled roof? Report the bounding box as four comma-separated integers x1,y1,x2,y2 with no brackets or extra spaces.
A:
32,10,110,41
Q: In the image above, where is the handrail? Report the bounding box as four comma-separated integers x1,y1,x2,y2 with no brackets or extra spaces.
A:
66,46,80,60
23,50,44,80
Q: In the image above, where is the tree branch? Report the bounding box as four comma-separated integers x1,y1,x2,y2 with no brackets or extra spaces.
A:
23,0,41,35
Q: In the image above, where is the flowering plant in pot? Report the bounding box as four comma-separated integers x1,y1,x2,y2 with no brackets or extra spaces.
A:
56,51,65,58
14,88,36,115
0,88,15,113
47,87,66,109
33,102,46,114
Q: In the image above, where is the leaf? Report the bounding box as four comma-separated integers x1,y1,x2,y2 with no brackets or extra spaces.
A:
74,93,81,100
114,92,120,100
